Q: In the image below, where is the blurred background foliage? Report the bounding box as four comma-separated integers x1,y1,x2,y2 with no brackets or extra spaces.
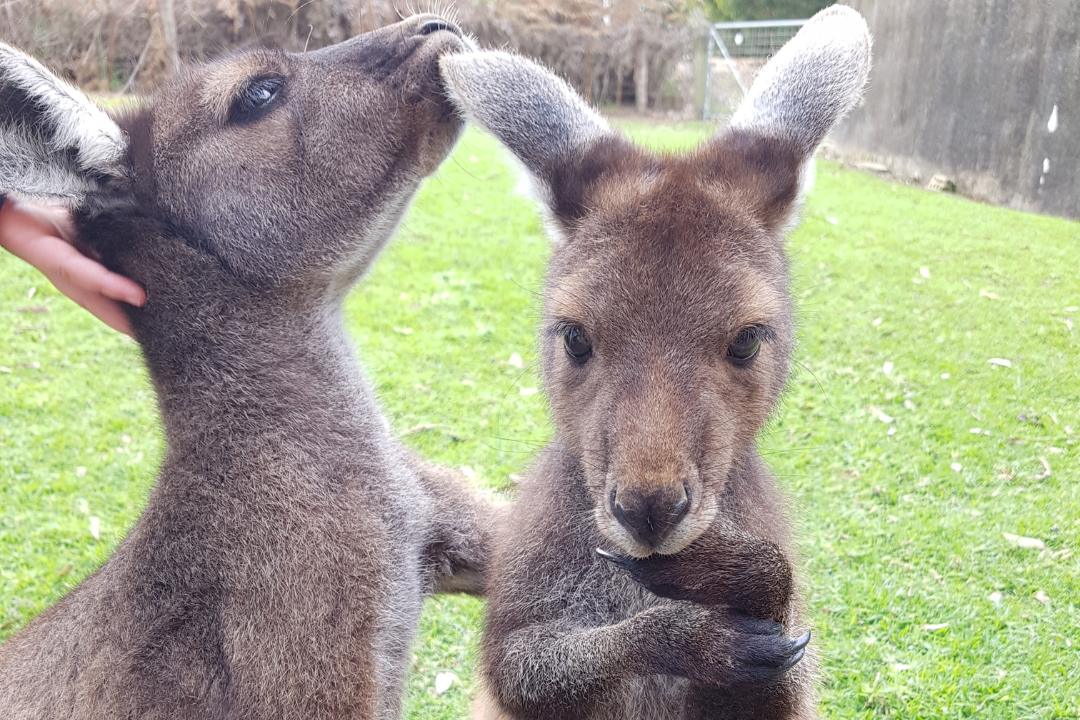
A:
705,0,832,21
0,0,825,109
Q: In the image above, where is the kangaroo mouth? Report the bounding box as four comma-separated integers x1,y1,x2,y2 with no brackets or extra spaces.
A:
408,20,473,97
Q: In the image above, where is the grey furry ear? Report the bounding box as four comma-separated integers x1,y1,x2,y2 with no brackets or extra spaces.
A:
729,5,871,155
0,42,128,205
440,51,617,231
706,4,871,231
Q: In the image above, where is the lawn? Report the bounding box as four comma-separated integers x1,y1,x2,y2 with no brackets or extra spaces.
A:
1,120,1077,719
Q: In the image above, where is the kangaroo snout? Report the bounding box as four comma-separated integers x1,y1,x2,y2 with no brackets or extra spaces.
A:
611,482,690,550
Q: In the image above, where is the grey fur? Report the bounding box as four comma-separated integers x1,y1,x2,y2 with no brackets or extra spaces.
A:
439,50,612,241
0,16,490,720
441,6,870,720
729,5,872,155
439,50,611,184
0,43,127,201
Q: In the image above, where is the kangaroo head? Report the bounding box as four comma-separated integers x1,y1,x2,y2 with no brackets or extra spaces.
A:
1,15,467,308
442,6,870,558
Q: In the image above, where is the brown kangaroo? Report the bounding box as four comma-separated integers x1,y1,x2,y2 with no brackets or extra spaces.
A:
0,15,490,719
439,6,871,719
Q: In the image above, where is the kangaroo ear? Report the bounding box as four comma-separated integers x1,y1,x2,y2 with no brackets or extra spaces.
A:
440,51,621,235
709,5,871,230
0,42,128,206
730,5,871,154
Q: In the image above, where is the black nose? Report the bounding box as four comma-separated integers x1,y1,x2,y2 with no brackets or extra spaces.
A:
419,19,459,36
611,483,690,549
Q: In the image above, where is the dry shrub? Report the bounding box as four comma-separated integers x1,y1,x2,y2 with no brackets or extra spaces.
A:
0,0,699,107
0,0,400,91
456,0,702,109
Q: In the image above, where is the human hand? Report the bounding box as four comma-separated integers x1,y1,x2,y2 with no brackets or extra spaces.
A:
0,197,145,336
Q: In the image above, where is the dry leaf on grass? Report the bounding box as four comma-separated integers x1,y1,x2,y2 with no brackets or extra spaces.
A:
1031,456,1052,480
434,672,458,695
988,358,1011,368
867,406,895,424
1034,590,1051,606
1002,533,1046,550
403,423,464,442
508,353,525,369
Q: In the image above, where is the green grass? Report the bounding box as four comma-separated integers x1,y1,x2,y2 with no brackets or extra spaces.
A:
2,121,1078,719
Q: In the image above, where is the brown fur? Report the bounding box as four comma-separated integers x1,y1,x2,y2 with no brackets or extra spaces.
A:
474,135,816,720
439,9,870,718
0,16,490,719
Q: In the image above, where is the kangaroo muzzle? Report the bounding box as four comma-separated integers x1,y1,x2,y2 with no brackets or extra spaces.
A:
611,482,690,550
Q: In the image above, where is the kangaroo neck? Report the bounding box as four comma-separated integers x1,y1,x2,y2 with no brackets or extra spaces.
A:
134,278,379,466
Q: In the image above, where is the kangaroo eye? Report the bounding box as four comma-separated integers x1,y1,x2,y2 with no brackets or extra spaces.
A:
230,75,285,124
727,326,762,366
563,325,593,364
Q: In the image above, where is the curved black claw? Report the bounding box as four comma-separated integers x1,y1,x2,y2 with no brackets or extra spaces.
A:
777,630,811,670
595,547,636,572
596,547,688,600
782,646,806,670
597,545,723,606
727,619,811,686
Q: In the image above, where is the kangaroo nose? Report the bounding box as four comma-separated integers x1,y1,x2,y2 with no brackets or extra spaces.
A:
611,483,690,549
418,18,461,37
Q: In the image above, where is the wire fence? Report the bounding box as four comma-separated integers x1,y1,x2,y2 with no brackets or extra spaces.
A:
704,18,807,119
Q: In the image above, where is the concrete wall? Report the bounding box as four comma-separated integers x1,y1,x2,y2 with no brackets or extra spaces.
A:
832,0,1080,220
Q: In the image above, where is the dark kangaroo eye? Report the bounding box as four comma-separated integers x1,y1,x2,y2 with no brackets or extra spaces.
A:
727,326,762,366
563,325,593,364
229,75,285,124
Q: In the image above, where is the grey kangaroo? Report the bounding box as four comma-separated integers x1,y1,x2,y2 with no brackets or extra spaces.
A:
0,15,490,719
439,6,871,719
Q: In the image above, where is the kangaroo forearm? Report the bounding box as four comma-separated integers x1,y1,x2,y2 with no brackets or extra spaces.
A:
407,452,495,596
699,530,793,621
485,615,660,719
618,529,793,622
